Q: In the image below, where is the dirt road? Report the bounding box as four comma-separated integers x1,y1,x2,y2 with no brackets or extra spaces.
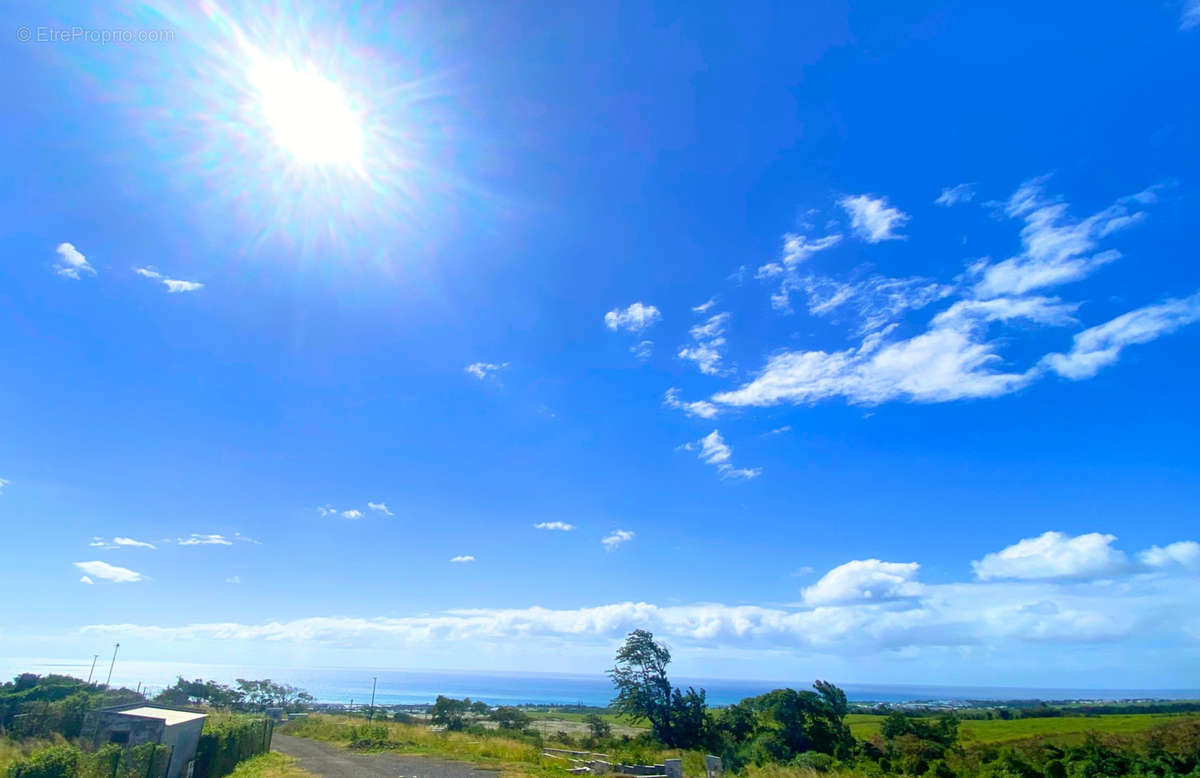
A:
273,734,503,778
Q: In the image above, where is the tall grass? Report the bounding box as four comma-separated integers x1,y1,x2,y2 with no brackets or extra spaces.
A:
0,737,67,775
222,753,310,778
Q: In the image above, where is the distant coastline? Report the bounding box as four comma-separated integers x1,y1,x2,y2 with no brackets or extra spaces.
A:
8,659,1199,708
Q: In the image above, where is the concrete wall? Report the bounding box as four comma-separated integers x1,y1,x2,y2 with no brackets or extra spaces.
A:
161,718,205,778
82,711,165,748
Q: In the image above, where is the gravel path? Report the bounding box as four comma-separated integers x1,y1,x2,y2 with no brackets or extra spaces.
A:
273,734,502,778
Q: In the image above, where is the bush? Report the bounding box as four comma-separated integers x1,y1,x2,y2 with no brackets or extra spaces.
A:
194,717,274,778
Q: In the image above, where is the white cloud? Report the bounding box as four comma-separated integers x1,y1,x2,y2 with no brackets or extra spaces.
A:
226,576,241,584
112,537,156,549
755,233,841,281
763,425,792,436
177,534,233,546
367,502,393,516
663,388,720,419
692,297,717,313
1183,0,1200,29
54,243,95,279
803,559,923,606
839,195,909,242
450,555,475,563
341,509,364,519
972,531,1128,581
0,478,7,494
81,542,1200,655
679,313,730,375
794,274,952,330
604,302,662,333
1139,541,1200,570
601,529,634,551
317,505,337,517
134,267,203,293
1040,292,1200,380
689,430,761,479
73,561,143,583
534,521,576,531
935,183,976,206
630,340,654,360
465,362,508,380
678,340,726,375
711,296,1075,408
968,178,1148,298
80,576,94,585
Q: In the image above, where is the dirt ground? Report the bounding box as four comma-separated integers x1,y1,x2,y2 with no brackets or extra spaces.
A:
273,734,502,778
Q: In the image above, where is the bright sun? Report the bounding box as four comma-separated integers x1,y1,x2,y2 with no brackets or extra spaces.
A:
249,54,364,169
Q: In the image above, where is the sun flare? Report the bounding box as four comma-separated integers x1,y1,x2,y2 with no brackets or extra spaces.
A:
248,54,364,169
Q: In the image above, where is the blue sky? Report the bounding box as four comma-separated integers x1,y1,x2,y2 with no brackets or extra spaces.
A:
3,0,1200,690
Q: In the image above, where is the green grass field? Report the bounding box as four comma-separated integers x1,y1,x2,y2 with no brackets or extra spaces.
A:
846,712,1198,744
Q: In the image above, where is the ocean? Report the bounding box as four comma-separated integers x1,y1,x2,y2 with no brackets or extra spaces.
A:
10,659,1199,706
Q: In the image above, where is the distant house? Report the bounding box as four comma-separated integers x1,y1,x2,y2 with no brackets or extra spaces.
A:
82,704,207,778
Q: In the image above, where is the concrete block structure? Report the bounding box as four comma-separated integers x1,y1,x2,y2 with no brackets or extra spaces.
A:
82,704,207,778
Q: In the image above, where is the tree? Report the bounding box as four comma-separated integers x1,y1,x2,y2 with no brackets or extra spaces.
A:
608,630,711,749
431,696,470,731
609,630,676,743
491,706,532,730
584,714,612,740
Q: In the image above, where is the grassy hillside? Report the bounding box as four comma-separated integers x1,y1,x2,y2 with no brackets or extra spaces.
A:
846,712,1195,744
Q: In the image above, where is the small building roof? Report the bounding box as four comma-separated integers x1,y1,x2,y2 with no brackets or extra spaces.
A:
109,706,208,726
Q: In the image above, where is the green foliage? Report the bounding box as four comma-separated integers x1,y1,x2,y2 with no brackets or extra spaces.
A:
430,697,471,731
194,716,274,778
4,743,170,778
608,630,712,749
584,714,611,740
490,707,532,731
0,676,143,740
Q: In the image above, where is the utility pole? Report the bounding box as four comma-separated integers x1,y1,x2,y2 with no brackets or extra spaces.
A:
87,654,99,684
104,643,120,688
368,677,377,722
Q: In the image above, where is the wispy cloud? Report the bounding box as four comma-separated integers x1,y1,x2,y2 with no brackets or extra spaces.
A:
534,521,576,531
684,430,761,479
968,177,1149,298
935,183,976,206
54,242,95,279
839,195,909,242
702,180,1198,412
1183,0,1200,29
134,267,203,293
678,312,731,375
601,529,634,551
1041,292,1200,380
177,533,233,546
692,297,717,313
450,555,475,563
367,502,393,516
89,536,156,550
630,340,654,360
226,575,242,584
604,302,662,333
0,478,10,495
73,561,143,583
465,362,509,380
663,388,719,419
80,576,94,585
763,425,792,437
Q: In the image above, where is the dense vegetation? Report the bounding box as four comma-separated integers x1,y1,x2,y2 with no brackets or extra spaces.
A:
0,676,278,778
